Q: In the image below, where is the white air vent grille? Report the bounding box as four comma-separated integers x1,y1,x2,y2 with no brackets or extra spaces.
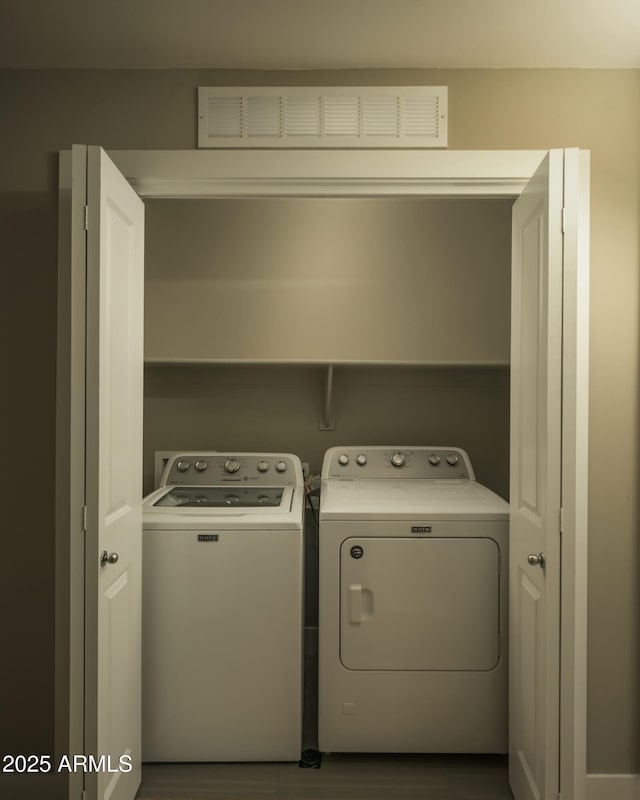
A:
285,96,322,136
324,96,360,136
198,86,447,148
247,96,282,137
403,95,440,137
206,96,243,138
363,96,400,137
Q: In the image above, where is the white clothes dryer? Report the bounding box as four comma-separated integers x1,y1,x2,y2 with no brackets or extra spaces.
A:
318,446,509,754
142,452,304,762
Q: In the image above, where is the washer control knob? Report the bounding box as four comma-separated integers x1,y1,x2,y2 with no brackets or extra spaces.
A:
275,461,287,473
338,453,350,466
356,454,367,466
176,460,190,472
446,454,459,466
257,460,270,472
224,458,240,473
428,454,441,466
390,452,406,468
195,461,208,472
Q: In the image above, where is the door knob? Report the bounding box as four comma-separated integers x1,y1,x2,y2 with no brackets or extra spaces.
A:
100,550,119,567
527,552,545,568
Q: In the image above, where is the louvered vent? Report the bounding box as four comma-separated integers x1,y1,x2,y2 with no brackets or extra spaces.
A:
206,96,244,138
403,96,441,137
285,96,322,136
324,96,360,136
247,96,281,137
363,96,399,137
198,87,447,148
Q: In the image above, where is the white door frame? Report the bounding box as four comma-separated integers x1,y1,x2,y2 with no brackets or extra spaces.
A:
559,148,590,800
56,147,588,800
56,146,88,800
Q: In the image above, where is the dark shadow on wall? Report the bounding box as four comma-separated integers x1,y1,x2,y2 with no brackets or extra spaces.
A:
0,186,59,762
635,170,640,777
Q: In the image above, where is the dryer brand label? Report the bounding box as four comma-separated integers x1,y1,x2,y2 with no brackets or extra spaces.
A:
411,526,432,533
350,545,364,559
197,534,219,542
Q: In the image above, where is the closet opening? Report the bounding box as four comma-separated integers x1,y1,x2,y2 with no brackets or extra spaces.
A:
139,196,513,798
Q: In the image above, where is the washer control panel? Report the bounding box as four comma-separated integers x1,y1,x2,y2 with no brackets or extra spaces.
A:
163,453,303,486
322,446,474,480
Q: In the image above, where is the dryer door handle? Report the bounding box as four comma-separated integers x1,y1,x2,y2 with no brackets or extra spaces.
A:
348,584,362,624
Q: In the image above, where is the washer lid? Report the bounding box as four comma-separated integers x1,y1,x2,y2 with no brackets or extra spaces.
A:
143,485,304,530
153,486,285,508
320,479,508,521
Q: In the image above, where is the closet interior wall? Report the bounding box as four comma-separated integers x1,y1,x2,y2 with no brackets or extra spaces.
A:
143,196,513,630
143,197,513,491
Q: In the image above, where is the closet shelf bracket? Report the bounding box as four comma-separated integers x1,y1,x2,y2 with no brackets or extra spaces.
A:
320,365,335,431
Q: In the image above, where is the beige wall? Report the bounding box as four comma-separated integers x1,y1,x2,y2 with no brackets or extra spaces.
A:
2,69,639,798
145,197,512,363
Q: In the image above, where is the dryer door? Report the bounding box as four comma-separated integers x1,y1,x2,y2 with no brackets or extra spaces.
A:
340,537,500,671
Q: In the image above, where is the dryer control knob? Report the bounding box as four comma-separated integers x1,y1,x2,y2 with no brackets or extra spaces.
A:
446,454,459,466
338,454,350,466
224,458,240,473
275,461,287,473
356,454,367,466
390,452,406,467
428,455,441,466
177,460,190,472
195,461,208,471
257,460,270,472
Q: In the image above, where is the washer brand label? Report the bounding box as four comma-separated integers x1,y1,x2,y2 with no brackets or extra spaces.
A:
411,526,432,533
350,545,364,559
197,534,219,542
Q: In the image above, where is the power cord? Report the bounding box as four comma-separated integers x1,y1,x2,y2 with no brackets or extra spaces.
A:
303,467,320,528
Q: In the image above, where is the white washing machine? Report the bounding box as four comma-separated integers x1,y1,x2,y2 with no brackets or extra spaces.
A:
142,452,304,762
318,445,509,754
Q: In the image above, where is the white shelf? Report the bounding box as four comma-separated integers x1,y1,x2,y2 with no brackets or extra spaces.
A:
144,358,510,367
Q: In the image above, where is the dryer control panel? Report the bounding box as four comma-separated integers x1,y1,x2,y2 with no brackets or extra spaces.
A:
322,446,474,481
162,452,304,487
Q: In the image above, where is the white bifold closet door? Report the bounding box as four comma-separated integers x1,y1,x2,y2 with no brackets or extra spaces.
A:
509,149,563,800
84,146,145,800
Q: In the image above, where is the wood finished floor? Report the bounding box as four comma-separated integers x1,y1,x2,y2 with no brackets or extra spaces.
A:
137,754,513,800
